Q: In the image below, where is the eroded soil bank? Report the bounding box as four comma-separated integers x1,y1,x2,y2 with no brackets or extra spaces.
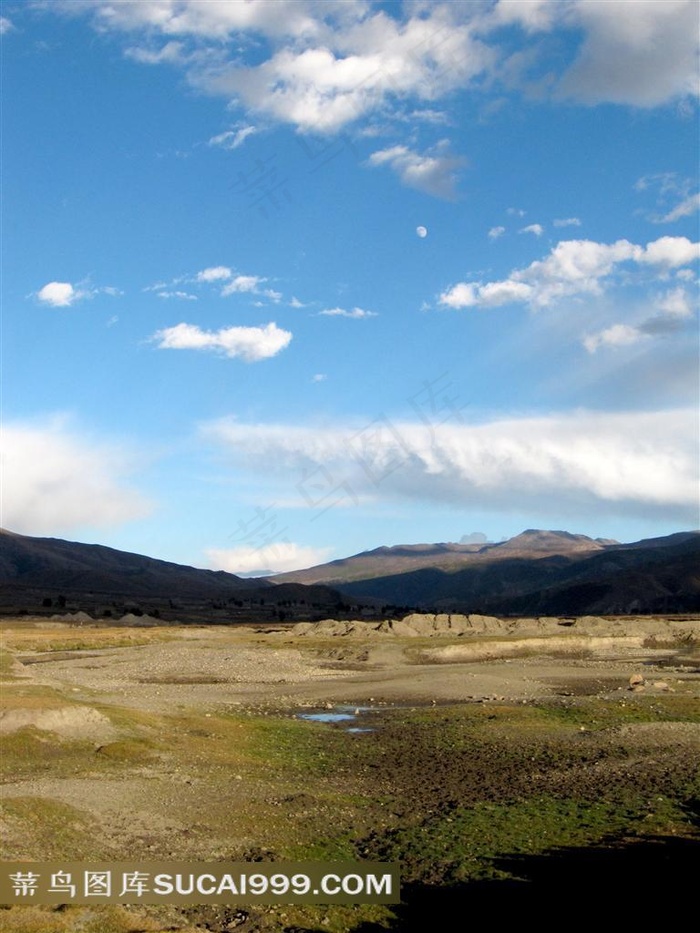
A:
1,617,698,932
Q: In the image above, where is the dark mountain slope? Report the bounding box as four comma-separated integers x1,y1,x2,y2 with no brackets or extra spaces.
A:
0,528,265,599
270,530,613,587
333,535,700,615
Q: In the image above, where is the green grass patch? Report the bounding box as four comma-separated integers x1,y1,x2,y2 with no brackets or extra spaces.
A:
0,730,103,779
532,695,700,729
363,794,692,885
1,797,98,860
244,714,346,775
0,647,20,681
0,684,82,709
94,738,158,763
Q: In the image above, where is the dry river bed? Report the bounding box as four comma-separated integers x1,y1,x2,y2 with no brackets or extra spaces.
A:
1,617,699,932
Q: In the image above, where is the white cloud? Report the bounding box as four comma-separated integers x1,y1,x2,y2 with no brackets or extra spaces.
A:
488,226,505,239
656,193,700,223
635,172,696,217
676,268,696,282
658,286,693,318
439,235,700,310
406,108,450,125
35,280,119,307
367,143,466,200
640,235,700,268
78,0,321,40
162,266,280,301
221,275,266,295
2,417,152,535
441,281,534,308
635,172,674,194
157,290,198,300
583,285,696,351
196,265,232,282
37,282,80,307
0,16,14,35
153,322,292,361
312,373,327,383
202,409,698,519
583,324,646,353
125,40,184,65
438,283,479,308
507,207,526,216
198,8,496,134
439,283,479,308
43,0,700,142
208,124,258,150
553,217,581,227
558,0,700,107
319,307,377,319
478,280,535,306
206,542,332,576
520,223,544,236
493,0,559,33
289,296,306,308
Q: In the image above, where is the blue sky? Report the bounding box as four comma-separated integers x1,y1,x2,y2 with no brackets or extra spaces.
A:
3,0,699,574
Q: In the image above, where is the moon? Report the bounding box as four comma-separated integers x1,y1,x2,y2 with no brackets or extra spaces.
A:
416,225,428,238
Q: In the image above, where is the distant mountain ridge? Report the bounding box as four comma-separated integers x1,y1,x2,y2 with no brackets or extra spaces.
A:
0,529,344,622
0,528,265,598
1,528,698,619
270,529,620,587
269,529,700,615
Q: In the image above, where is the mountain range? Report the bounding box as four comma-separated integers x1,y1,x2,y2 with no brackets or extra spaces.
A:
1,527,698,620
0,528,342,623
269,529,700,615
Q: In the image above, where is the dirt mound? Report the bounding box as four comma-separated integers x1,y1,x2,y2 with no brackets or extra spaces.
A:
290,614,699,641
119,612,163,626
49,611,94,623
0,705,118,741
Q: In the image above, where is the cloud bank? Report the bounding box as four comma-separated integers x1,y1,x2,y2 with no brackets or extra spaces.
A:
202,409,698,522
2,418,152,535
45,0,700,139
206,542,332,575
439,236,700,310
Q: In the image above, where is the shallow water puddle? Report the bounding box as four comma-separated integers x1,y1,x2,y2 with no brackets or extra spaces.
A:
296,705,377,731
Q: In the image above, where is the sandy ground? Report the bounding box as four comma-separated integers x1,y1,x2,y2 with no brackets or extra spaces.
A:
5,620,698,714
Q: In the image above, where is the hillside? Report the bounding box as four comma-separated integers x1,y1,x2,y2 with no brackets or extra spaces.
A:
0,529,344,622
270,530,700,615
2,528,697,620
270,530,615,586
